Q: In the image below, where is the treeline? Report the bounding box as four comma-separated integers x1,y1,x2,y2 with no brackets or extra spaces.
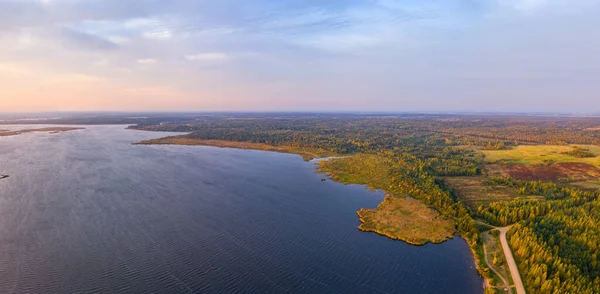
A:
507,200,600,293
485,177,570,200
561,146,596,158
386,154,479,248
421,147,483,177
135,116,600,155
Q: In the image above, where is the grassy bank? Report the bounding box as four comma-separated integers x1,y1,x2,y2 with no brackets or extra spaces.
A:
358,195,455,245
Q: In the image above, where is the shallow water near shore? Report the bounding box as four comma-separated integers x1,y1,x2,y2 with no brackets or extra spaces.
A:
0,125,482,293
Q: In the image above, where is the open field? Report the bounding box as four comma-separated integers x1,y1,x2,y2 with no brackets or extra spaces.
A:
357,195,455,245
571,180,600,190
482,145,600,166
135,136,338,161
483,145,600,183
444,177,542,209
486,162,600,181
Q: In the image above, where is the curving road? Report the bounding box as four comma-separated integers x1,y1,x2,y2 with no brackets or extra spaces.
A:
498,226,526,294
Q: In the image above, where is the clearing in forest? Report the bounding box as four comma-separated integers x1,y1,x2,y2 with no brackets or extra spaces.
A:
482,145,600,166
485,163,600,182
483,146,600,188
443,177,540,209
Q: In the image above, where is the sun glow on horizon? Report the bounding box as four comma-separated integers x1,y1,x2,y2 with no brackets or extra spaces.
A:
1,0,599,112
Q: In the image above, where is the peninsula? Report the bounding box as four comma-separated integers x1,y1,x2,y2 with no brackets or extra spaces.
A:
131,113,600,293
135,136,335,161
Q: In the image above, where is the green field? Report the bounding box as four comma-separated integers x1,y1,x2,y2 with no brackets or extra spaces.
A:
482,145,600,166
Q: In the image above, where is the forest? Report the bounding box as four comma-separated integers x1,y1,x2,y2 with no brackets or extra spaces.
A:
132,114,600,293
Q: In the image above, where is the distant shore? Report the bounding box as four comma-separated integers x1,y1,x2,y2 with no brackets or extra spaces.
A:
0,127,84,137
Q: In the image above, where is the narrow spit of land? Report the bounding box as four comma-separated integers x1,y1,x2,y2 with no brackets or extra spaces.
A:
0,127,84,137
135,137,337,161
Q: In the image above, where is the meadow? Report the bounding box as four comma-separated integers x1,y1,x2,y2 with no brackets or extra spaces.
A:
482,145,600,166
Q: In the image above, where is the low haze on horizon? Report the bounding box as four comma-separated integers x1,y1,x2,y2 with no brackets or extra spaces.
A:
1,0,599,112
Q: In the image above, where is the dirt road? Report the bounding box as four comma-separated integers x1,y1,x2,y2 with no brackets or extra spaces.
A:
498,226,526,294
482,234,512,294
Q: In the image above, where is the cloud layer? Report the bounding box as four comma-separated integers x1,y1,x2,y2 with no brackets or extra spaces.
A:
1,0,599,112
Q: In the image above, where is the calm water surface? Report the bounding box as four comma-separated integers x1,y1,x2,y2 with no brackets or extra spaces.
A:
0,125,483,293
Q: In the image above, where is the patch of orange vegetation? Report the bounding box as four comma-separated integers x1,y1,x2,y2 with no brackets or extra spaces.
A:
486,162,600,181
357,194,455,245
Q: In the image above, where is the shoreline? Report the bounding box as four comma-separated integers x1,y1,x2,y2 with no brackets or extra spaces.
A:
0,127,84,137
357,212,455,246
137,137,460,245
134,136,338,161
136,136,487,288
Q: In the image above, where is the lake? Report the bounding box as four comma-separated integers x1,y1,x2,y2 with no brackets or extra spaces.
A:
0,125,483,293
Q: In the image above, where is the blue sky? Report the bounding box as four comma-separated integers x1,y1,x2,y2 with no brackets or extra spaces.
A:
1,0,599,112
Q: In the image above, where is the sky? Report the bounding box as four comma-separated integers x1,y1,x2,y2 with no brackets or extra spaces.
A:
1,0,599,112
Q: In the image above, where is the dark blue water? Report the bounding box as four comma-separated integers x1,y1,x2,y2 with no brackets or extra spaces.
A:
0,125,483,293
